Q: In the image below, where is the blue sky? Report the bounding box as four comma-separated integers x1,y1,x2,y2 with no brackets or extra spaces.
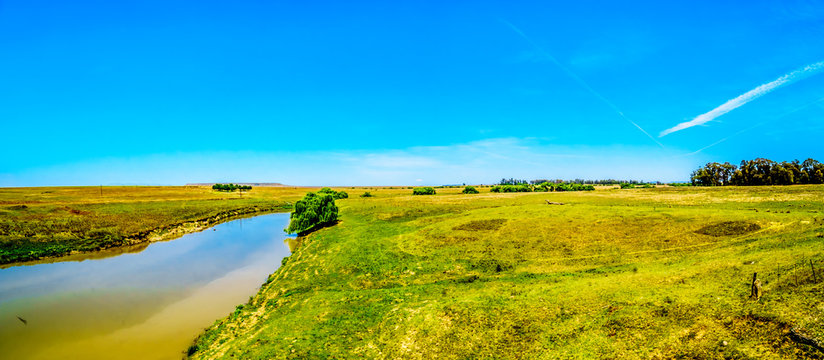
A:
2,0,823,186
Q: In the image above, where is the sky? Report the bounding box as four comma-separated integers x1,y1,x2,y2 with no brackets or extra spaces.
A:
1,0,823,186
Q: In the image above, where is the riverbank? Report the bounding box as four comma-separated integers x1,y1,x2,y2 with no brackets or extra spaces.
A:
1,205,287,268
0,186,310,265
189,185,824,359
0,213,295,360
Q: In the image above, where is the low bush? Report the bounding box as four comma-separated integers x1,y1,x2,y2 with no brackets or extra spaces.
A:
412,187,436,195
462,186,480,194
318,187,349,199
490,185,531,193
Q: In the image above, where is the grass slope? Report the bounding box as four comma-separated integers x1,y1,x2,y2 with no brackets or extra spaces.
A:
0,186,309,264
190,186,824,359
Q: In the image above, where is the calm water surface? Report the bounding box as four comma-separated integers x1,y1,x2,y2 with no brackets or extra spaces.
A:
0,213,292,360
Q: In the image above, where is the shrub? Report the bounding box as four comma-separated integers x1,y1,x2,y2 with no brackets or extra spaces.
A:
490,185,531,193
360,192,373,198
620,183,635,189
534,182,551,192
492,182,594,193
462,186,479,194
412,187,436,195
286,192,338,235
318,187,349,199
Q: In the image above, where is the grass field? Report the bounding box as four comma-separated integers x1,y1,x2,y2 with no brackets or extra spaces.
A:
188,185,824,359
0,186,309,264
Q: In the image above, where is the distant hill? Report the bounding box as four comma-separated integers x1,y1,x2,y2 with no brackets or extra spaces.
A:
186,182,288,187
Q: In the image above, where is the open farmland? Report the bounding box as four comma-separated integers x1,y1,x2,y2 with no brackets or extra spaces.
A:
189,185,824,359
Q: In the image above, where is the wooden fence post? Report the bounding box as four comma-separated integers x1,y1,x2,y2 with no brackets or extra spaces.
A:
777,265,780,286
750,272,762,300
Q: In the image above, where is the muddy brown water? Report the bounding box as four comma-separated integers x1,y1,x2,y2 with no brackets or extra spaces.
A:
0,213,293,360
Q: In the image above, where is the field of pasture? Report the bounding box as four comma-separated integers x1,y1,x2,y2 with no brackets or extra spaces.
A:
190,185,824,359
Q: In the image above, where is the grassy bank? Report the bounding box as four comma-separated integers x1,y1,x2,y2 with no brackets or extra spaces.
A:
190,185,824,359
0,186,310,264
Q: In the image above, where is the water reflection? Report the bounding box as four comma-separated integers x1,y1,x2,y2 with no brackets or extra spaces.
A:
0,213,292,360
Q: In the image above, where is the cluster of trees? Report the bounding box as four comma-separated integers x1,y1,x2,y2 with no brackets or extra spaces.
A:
462,186,480,194
490,182,595,193
318,187,349,199
412,187,436,195
536,182,595,192
529,179,656,185
499,178,529,185
286,191,339,235
212,183,252,191
490,184,532,193
691,158,824,186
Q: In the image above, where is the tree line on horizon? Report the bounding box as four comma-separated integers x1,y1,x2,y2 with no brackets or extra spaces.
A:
211,183,252,191
691,158,824,186
499,178,660,186
491,182,595,193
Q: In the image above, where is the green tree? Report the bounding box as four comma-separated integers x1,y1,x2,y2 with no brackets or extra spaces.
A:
412,187,436,195
770,163,794,185
318,187,349,199
462,186,479,194
691,162,736,186
801,158,824,184
286,192,339,235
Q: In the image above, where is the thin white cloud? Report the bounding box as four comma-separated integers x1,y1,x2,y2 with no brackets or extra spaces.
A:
680,96,824,156
501,19,665,148
660,61,824,137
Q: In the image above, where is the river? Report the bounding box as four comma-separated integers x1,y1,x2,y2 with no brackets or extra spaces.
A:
0,213,292,360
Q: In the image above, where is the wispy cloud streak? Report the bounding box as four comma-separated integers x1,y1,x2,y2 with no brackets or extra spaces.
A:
661,61,824,137
500,20,664,148
681,96,824,156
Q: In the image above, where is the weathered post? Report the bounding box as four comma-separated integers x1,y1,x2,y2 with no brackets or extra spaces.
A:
777,265,780,286
750,272,762,301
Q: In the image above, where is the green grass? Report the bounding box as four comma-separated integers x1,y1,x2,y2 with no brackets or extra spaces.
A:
0,186,313,264
189,185,824,359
